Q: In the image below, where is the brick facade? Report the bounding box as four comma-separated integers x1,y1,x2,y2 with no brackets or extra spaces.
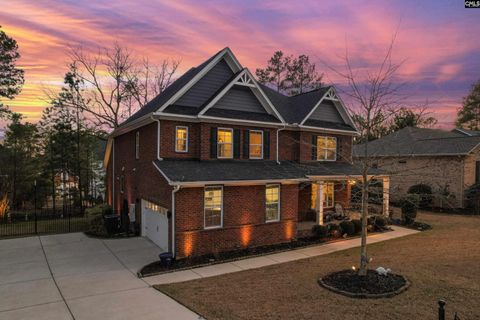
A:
106,118,355,258
175,184,298,258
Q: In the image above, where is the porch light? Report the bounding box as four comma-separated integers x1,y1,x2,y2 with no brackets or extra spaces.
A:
348,180,357,186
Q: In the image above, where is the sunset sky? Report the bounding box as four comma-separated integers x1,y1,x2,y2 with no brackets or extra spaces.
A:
1,0,479,130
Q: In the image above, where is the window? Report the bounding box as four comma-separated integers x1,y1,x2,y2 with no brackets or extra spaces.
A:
311,182,334,209
135,132,140,159
217,128,233,158
322,182,334,208
249,130,263,159
204,186,223,229
175,126,188,152
265,184,280,222
317,136,336,161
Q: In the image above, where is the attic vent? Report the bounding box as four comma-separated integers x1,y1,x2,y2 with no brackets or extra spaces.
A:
398,160,407,164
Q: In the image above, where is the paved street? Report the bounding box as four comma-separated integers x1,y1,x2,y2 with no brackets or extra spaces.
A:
0,233,199,320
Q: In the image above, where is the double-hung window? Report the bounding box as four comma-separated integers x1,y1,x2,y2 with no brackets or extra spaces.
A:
204,186,223,229
175,126,188,152
317,136,336,161
265,184,280,222
217,128,233,158
249,130,263,159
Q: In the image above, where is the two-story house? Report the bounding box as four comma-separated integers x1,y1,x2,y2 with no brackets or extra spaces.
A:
103,48,389,258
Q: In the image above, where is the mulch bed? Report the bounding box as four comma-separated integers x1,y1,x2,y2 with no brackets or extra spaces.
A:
319,269,410,298
139,228,391,277
84,231,138,239
390,219,432,231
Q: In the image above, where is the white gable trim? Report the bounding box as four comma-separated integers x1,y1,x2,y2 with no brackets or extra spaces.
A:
156,48,242,113
299,87,357,131
198,69,286,123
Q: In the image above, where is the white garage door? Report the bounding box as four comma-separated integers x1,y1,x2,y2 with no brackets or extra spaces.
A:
141,200,169,251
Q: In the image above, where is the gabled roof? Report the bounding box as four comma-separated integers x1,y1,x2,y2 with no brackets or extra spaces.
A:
118,47,357,133
353,127,480,157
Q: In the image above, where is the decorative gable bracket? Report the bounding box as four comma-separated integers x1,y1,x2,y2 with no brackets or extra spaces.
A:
235,73,256,88
324,87,339,101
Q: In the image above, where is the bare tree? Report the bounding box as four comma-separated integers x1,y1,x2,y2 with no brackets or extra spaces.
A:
67,43,180,131
328,34,404,276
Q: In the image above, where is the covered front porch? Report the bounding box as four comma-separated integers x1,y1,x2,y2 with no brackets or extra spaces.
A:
297,175,390,235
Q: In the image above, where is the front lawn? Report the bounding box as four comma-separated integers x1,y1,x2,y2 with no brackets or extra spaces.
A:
156,212,480,320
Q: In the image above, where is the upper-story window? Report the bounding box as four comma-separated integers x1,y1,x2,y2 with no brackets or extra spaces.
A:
217,128,233,159
175,126,188,153
249,130,263,159
135,132,140,159
317,136,336,161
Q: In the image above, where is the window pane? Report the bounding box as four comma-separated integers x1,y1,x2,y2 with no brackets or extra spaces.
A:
326,137,336,148
219,144,232,158
250,132,262,144
250,145,262,158
317,136,327,148
218,129,232,143
326,149,336,160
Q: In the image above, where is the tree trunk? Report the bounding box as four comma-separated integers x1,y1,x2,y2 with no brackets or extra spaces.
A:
358,170,369,276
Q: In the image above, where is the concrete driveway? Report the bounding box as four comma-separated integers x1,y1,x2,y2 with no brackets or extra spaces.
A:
0,233,199,320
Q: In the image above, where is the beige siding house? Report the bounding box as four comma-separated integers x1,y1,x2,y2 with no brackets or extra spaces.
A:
353,127,480,208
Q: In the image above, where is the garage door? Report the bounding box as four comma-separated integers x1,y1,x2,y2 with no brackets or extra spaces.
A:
141,200,169,251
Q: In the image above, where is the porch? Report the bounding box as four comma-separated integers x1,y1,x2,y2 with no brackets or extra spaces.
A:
296,176,390,236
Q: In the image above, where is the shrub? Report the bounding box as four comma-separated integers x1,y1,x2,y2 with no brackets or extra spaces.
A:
327,224,342,238
351,219,362,234
374,216,387,227
311,225,329,238
401,194,419,225
88,214,108,236
339,221,355,236
465,183,480,214
407,184,433,208
85,204,111,217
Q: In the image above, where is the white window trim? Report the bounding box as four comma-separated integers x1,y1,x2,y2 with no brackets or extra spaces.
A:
175,126,189,153
317,136,337,162
217,127,234,159
204,185,224,229
249,130,264,159
135,131,140,159
265,184,281,223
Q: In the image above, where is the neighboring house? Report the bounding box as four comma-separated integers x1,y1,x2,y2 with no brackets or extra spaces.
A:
353,127,480,208
104,47,389,258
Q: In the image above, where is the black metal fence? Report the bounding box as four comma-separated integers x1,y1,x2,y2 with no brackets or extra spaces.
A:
0,208,91,238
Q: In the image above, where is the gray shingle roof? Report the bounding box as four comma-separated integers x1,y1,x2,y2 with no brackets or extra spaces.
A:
120,49,354,130
154,159,380,183
353,127,480,157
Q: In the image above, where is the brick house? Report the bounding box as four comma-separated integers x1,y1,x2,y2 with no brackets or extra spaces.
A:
103,48,389,258
353,127,480,208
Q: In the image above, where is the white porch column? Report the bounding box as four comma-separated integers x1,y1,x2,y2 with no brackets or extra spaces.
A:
382,176,390,217
316,181,324,225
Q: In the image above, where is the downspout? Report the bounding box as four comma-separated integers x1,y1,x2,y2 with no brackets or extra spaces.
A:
276,124,286,164
151,116,163,161
112,139,115,213
171,185,181,257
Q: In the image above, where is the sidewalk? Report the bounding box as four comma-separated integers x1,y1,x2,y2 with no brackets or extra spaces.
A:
144,226,419,286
